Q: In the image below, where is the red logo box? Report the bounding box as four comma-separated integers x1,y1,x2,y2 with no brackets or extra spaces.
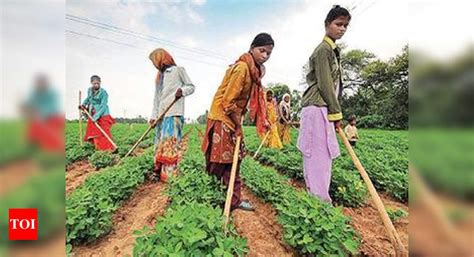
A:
9,208,38,240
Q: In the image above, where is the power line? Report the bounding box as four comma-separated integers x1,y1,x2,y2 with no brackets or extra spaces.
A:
66,29,226,68
66,14,229,61
67,30,139,49
66,14,299,82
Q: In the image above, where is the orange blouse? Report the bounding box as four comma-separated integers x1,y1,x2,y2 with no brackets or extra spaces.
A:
208,61,252,131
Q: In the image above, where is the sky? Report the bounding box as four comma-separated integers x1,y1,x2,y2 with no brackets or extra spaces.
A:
1,0,472,120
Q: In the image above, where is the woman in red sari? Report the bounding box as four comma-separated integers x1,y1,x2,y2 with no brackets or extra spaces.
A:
80,75,116,151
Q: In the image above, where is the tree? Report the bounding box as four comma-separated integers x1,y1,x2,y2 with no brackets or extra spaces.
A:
341,49,376,92
266,82,291,102
340,46,408,129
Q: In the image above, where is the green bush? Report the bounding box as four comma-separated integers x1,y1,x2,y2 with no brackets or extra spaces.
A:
66,143,95,165
134,129,247,256
66,151,153,247
330,167,368,207
167,168,225,208
133,203,247,257
88,151,117,169
241,158,360,255
386,207,407,223
358,114,384,129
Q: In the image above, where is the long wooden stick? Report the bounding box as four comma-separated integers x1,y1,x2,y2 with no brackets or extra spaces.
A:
253,130,270,158
81,108,117,150
78,91,83,146
223,135,242,230
337,129,407,256
123,97,179,158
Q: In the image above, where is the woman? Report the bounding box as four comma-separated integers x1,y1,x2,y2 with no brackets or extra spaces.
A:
297,5,351,202
260,90,282,149
81,75,116,151
25,74,64,153
277,93,292,145
149,48,195,182
202,33,274,211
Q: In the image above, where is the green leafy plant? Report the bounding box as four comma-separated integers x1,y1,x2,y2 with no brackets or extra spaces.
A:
330,167,368,207
134,128,247,256
0,170,65,246
66,143,95,165
244,127,408,203
386,207,407,223
167,168,225,207
133,203,247,257
241,158,360,255
66,151,153,246
88,151,117,169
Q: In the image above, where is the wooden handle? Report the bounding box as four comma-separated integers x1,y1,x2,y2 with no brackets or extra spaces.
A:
157,97,179,122
122,97,179,159
337,129,407,256
123,126,153,158
223,136,242,230
81,108,117,149
253,130,270,158
78,90,83,146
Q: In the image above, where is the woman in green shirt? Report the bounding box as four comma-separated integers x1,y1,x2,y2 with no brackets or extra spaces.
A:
297,5,351,202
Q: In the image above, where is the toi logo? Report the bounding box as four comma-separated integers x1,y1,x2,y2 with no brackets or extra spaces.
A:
9,208,38,240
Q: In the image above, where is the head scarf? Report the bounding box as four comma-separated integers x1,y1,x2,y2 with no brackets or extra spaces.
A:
149,48,176,86
233,52,267,135
279,93,291,122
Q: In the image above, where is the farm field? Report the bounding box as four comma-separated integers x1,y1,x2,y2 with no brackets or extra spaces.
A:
65,122,409,256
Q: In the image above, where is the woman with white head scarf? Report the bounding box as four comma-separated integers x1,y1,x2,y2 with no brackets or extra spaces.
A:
278,93,292,145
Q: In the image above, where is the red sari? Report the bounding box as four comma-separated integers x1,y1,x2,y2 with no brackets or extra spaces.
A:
27,115,64,153
84,114,115,151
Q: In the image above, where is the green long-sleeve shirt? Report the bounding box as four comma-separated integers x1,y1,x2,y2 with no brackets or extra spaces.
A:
301,36,343,121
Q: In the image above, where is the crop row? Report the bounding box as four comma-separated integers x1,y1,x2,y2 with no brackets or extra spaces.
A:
244,127,408,203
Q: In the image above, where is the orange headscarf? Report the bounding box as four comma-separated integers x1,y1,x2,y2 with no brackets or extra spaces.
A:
149,48,176,86
234,53,267,135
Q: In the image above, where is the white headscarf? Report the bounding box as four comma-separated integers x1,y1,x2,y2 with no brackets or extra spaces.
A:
279,93,291,122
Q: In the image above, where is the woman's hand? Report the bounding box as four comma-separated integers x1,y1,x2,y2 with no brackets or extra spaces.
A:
334,120,342,132
149,119,157,128
234,124,243,138
175,88,183,98
264,119,271,129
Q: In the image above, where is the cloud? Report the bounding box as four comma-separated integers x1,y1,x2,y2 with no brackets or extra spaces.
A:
191,0,207,6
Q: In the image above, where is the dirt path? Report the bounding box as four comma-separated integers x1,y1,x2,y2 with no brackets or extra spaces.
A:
291,173,409,256
71,134,190,256
65,160,97,195
0,161,38,196
9,230,65,257
232,185,296,257
72,181,169,257
409,195,473,256
251,156,410,256
342,193,409,256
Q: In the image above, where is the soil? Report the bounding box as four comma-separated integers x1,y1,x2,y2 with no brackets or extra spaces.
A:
232,185,296,257
253,155,410,257
72,181,169,257
65,160,97,195
342,193,409,256
69,134,190,256
0,160,37,196
9,230,66,257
